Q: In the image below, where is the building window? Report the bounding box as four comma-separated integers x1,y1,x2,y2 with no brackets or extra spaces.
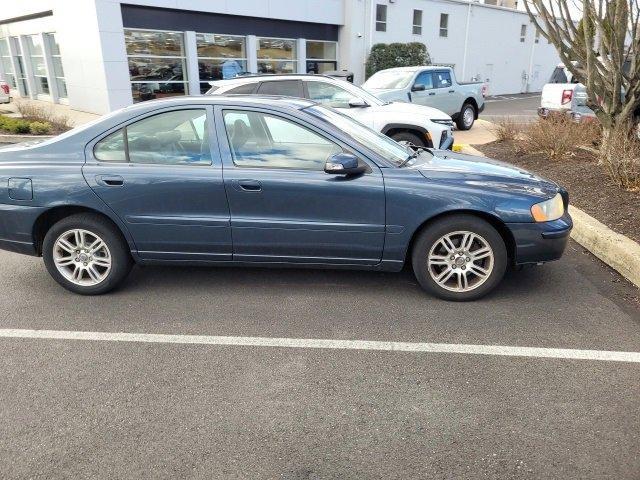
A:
0,38,16,90
257,38,297,74
25,35,49,96
124,29,187,103
440,14,449,38
412,10,423,35
376,4,387,32
9,37,28,96
520,25,527,42
306,40,337,74
196,33,247,94
535,29,540,43
45,33,67,99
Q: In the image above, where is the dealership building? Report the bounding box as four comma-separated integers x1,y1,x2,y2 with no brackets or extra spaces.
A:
0,0,560,115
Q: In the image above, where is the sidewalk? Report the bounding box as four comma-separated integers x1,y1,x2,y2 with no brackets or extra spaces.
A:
453,119,496,147
0,99,99,127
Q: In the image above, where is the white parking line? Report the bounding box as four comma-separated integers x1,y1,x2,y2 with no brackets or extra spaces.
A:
1,328,640,363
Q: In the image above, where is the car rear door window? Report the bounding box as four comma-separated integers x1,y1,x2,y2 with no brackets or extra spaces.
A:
94,109,211,166
256,80,303,97
94,129,127,162
225,83,258,94
223,109,340,170
127,110,211,165
433,71,452,88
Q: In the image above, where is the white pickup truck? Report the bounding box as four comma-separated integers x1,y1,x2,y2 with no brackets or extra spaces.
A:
362,66,486,130
538,64,593,122
539,63,640,130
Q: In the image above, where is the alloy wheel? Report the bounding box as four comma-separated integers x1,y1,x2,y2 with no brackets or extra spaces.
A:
463,107,475,128
427,230,494,292
53,229,112,286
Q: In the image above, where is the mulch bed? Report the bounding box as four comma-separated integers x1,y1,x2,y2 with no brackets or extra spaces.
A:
477,140,640,244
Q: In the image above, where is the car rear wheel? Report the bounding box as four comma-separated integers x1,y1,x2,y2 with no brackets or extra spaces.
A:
411,215,507,301
43,213,133,295
456,103,476,130
390,131,427,150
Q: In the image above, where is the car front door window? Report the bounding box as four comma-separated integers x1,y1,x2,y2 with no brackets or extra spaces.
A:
414,71,434,90
223,110,341,170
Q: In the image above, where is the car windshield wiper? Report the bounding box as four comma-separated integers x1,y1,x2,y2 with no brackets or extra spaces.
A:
397,146,432,167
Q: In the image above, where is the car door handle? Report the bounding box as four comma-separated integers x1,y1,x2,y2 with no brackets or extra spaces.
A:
448,90,455,93
95,175,124,187
233,179,262,192
428,92,436,96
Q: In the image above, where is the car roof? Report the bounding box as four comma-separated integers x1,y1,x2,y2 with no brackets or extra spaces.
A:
56,95,317,143
120,95,316,113
371,66,446,74
210,74,345,86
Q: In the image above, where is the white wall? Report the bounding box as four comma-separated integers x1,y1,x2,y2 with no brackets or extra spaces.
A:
345,0,560,94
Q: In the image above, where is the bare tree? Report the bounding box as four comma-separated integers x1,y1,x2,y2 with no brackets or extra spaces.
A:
524,0,640,140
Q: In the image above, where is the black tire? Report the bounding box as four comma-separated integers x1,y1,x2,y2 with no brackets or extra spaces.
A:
411,214,507,301
456,103,476,130
42,213,133,295
390,131,428,149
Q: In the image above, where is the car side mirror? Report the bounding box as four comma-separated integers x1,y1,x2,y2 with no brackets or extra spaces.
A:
324,152,366,175
348,97,368,108
411,84,426,92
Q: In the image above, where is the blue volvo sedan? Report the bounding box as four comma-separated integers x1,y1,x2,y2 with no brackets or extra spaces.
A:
0,96,571,300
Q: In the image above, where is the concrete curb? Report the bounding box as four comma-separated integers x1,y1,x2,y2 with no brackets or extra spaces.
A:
460,144,640,288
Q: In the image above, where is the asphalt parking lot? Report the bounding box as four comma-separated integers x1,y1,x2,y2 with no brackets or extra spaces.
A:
1,238,639,479
483,94,541,122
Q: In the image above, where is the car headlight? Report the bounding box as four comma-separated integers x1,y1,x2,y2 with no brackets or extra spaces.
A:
432,119,454,127
531,193,565,222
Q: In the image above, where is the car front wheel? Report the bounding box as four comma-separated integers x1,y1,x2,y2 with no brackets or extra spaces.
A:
390,131,428,150
411,215,507,301
43,213,133,295
456,103,476,130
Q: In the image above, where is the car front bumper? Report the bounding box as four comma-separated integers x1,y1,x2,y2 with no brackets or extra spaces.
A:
506,212,573,265
439,130,454,150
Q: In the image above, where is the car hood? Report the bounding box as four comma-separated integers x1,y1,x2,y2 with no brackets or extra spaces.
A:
364,87,407,102
408,150,559,198
374,101,450,120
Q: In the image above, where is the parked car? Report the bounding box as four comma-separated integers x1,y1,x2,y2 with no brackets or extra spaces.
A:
540,62,640,134
538,63,594,122
0,96,571,300
206,74,454,150
0,80,10,104
363,66,486,130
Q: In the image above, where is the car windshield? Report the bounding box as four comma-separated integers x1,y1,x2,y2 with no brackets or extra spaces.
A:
364,70,415,89
305,105,423,166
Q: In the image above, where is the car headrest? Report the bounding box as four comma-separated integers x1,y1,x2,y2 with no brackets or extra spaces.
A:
156,130,182,145
231,119,250,150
